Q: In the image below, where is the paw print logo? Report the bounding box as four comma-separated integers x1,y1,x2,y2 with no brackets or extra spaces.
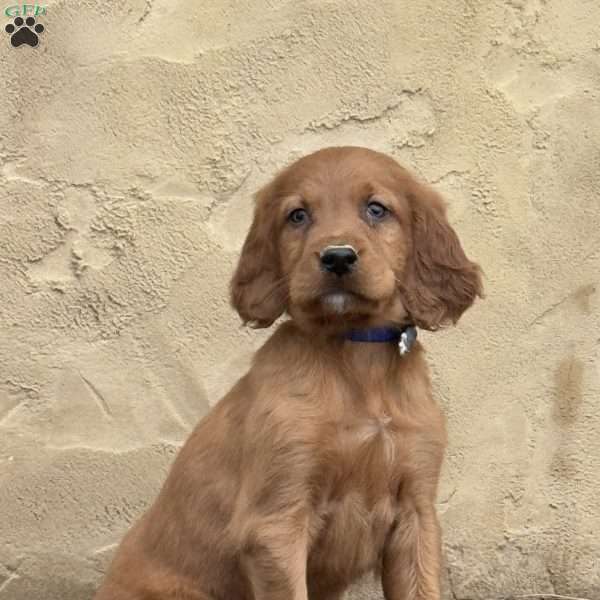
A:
5,16,45,48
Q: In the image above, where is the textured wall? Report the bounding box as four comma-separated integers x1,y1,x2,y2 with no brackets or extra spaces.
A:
1,1,599,599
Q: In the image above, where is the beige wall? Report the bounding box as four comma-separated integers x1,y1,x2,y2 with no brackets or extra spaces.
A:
1,1,599,598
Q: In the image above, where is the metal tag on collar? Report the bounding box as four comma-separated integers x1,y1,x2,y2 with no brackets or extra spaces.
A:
398,326,417,356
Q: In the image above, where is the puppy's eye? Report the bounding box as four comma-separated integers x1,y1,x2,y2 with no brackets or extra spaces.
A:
287,208,310,226
366,201,388,221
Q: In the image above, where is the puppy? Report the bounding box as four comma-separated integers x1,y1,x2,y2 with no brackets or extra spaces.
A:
94,146,482,600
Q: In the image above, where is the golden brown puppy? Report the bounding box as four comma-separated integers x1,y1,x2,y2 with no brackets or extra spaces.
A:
94,147,482,600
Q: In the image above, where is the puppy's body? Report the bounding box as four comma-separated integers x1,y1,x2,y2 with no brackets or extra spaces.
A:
95,147,481,600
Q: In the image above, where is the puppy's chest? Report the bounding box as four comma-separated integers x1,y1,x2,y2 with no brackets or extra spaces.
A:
308,412,409,576
328,409,409,488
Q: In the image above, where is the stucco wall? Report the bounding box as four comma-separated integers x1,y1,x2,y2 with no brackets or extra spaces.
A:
1,1,599,598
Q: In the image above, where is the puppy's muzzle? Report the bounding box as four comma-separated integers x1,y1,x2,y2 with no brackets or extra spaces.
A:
320,245,358,277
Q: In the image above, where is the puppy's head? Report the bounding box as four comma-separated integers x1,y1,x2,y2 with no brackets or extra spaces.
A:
231,147,482,332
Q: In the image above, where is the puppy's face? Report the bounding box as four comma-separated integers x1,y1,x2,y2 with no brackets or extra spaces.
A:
231,147,482,333
278,153,411,329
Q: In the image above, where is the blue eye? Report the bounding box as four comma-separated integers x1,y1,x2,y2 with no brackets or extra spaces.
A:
288,208,310,226
366,201,388,220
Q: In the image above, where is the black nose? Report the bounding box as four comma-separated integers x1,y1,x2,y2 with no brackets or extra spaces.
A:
320,246,358,276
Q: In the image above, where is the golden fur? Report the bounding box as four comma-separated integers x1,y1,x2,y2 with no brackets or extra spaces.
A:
94,147,482,600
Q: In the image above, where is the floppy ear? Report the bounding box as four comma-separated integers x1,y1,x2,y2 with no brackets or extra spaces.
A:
401,184,483,330
230,187,286,328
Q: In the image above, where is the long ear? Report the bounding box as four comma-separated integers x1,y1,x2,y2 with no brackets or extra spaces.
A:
230,187,286,328
401,184,483,330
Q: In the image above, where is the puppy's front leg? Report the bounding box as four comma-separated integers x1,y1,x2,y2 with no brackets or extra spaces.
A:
381,499,442,600
242,513,309,600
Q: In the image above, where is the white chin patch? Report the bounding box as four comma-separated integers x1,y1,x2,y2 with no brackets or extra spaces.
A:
322,292,351,314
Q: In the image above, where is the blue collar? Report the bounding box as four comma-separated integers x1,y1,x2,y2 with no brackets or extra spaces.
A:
343,325,418,355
